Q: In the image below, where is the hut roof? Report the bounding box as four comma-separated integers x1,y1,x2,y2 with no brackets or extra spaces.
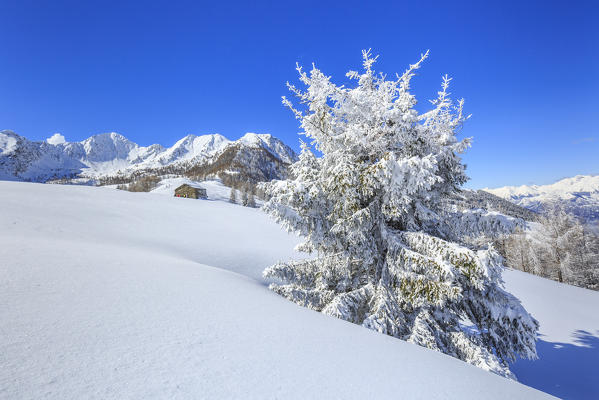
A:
176,183,206,190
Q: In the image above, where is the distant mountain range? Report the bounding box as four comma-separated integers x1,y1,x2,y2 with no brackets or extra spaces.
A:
485,175,599,224
0,130,298,184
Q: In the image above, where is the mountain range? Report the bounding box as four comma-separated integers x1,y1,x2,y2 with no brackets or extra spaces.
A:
485,175,599,224
0,130,297,184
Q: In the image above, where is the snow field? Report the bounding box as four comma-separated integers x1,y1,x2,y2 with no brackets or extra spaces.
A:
0,181,574,399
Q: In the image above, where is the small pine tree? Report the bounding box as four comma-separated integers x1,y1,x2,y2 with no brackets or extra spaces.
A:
229,188,237,204
247,192,256,208
261,50,538,378
241,188,249,206
529,205,599,288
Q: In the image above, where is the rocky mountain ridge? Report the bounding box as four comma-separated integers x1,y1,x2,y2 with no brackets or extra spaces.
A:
0,130,298,184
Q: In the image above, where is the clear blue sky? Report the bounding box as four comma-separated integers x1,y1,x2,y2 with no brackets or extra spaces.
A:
1,0,598,188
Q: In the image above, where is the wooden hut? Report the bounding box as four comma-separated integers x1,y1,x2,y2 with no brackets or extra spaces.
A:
174,184,207,199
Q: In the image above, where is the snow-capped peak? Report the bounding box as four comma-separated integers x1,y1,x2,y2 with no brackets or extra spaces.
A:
485,175,599,200
236,132,297,164
157,134,231,164
238,132,272,146
484,174,599,223
0,130,298,182
80,132,139,162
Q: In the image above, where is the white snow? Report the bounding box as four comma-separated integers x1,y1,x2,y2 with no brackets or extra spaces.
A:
2,181,592,399
505,269,599,399
0,131,18,155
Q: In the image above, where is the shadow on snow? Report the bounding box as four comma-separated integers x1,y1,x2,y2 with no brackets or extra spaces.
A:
511,330,599,400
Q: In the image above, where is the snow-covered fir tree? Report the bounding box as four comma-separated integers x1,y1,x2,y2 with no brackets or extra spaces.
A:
502,227,537,275
261,50,538,378
247,192,256,208
241,188,249,206
529,206,598,289
535,205,587,284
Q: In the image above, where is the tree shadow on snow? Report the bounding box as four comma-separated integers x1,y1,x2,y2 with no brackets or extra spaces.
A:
511,330,599,399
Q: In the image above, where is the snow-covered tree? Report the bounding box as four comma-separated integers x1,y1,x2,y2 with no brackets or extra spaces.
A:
247,192,256,208
229,188,237,204
240,188,249,206
261,50,538,378
527,205,599,289
503,228,536,275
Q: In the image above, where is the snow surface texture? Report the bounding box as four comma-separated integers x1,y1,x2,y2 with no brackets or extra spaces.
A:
505,269,599,399
0,130,296,182
485,175,599,223
0,182,592,399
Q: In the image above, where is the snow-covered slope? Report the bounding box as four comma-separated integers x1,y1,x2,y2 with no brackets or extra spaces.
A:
0,181,560,399
505,269,599,400
0,130,297,182
485,175,599,223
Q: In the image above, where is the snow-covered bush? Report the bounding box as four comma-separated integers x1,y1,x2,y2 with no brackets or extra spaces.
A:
116,175,161,192
261,50,538,378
